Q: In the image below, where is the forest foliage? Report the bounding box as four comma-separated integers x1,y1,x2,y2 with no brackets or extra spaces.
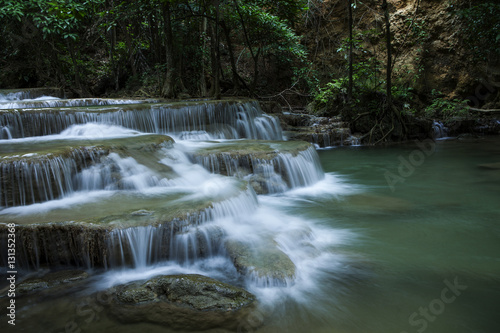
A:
0,0,498,112
0,0,308,97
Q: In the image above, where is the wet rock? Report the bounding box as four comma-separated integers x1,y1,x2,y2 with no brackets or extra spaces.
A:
279,113,360,147
225,240,296,286
17,270,90,295
0,179,251,270
0,135,175,207
188,140,315,194
108,274,256,330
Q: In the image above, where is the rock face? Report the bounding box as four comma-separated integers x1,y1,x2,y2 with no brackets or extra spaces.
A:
276,111,361,147
108,274,256,330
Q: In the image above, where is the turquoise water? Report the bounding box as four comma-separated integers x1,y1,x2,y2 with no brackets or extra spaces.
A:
2,136,499,333
267,136,500,333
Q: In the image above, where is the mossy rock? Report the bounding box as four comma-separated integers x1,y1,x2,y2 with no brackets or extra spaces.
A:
17,270,90,295
189,140,313,194
225,239,296,286
108,274,256,330
192,140,312,160
0,135,175,207
0,180,251,269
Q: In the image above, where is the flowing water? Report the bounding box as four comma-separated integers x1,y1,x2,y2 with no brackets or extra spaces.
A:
0,91,499,333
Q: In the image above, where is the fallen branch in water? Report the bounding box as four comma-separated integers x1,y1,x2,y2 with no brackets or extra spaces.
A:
469,107,500,113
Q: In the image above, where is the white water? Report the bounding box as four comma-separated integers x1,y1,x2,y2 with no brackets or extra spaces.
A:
0,100,282,140
0,97,148,110
0,95,360,326
433,120,450,139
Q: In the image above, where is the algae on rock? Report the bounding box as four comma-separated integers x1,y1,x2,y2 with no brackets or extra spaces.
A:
108,274,256,330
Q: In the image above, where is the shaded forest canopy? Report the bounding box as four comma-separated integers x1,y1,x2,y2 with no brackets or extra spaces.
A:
0,0,308,98
1,0,499,131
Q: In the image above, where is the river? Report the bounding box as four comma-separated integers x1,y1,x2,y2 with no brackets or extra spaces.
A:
0,91,498,333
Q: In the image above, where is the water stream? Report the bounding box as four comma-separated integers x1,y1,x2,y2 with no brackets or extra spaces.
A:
0,91,499,333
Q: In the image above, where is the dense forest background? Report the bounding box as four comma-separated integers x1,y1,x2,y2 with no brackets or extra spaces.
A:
1,0,499,141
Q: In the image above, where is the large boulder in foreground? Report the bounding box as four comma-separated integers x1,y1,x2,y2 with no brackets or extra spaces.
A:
108,274,256,331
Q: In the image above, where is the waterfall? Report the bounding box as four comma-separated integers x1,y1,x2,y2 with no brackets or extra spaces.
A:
0,92,342,296
190,145,324,194
1,126,12,139
0,100,282,140
0,148,105,207
103,186,257,269
433,121,448,139
0,98,148,110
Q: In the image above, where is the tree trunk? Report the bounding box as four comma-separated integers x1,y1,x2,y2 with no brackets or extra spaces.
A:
221,19,239,90
162,2,176,98
199,17,208,96
67,40,82,94
233,0,257,95
212,0,221,99
111,26,119,90
149,13,161,64
251,48,260,93
382,0,392,107
347,0,353,102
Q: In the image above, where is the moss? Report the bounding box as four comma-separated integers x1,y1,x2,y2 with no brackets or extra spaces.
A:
17,270,90,295
108,274,256,330
194,140,311,160
189,140,313,194
225,239,296,285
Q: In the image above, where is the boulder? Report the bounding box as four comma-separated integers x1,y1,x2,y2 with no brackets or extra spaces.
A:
225,240,296,286
108,274,256,330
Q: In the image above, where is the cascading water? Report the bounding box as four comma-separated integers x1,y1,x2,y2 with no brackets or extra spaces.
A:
0,98,150,110
0,90,359,332
0,100,282,140
189,144,325,194
0,148,105,207
433,120,449,139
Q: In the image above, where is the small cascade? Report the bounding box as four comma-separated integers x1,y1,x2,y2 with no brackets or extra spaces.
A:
311,133,331,148
0,148,105,207
108,223,226,268
1,126,12,139
190,142,324,194
105,186,258,269
0,98,149,110
0,100,283,140
0,140,176,208
433,121,449,139
275,145,325,188
0,88,64,101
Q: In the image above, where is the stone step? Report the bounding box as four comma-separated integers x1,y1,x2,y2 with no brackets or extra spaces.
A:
0,135,174,207
0,99,282,140
188,140,323,194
